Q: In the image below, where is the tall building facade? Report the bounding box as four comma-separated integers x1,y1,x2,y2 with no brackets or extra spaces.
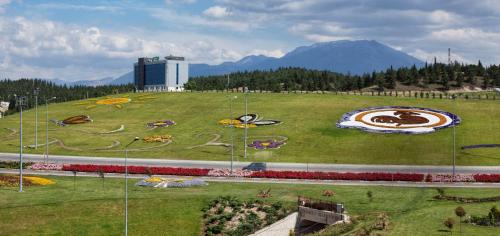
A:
134,56,189,91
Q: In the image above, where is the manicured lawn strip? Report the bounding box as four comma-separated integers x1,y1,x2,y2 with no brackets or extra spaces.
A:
0,93,499,165
1,175,500,235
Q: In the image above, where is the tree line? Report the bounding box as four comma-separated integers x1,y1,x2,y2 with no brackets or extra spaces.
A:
185,61,500,92
0,79,134,116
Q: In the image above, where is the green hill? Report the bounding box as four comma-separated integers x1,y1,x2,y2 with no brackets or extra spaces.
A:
1,92,499,166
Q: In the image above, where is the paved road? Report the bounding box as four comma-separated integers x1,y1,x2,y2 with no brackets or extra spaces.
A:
2,152,500,174
2,169,500,188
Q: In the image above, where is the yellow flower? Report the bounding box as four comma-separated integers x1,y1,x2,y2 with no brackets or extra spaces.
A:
234,123,257,129
145,177,163,183
143,134,173,143
95,98,131,105
218,119,241,125
24,176,55,186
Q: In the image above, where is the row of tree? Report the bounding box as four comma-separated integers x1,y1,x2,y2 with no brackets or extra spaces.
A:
0,79,134,116
185,61,500,92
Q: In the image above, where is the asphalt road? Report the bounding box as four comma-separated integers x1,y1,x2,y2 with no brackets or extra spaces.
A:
2,168,500,188
2,152,500,174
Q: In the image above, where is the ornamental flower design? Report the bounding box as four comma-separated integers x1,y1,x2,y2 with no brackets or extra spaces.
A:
136,177,207,188
143,134,173,143
248,139,285,150
73,94,157,110
218,114,281,129
147,120,176,128
337,106,461,134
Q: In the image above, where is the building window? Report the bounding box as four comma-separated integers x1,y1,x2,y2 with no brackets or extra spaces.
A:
176,63,179,85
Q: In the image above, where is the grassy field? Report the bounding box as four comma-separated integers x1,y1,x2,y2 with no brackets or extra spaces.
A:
0,92,499,165
1,175,500,235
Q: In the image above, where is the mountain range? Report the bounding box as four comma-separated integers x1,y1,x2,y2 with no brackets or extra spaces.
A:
48,40,423,86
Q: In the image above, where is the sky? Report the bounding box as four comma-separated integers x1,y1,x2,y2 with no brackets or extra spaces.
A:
1,0,500,81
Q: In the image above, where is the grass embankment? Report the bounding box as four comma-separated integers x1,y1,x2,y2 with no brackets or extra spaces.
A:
0,92,499,165
1,175,500,235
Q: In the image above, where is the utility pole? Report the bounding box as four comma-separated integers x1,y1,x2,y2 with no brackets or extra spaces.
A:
45,97,56,163
452,94,457,180
227,74,235,174
34,88,40,149
448,48,451,65
15,95,27,192
124,137,139,236
244,86,248,159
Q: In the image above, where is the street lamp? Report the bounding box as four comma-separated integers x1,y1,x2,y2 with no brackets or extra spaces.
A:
34,88,40,149
244,87,249,159
124,137,139,236
15,95,27,192
451,94,457,180
45,97,57,164
229,95,237,174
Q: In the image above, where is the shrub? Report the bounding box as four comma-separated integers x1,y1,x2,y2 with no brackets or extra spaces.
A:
444,218,455,231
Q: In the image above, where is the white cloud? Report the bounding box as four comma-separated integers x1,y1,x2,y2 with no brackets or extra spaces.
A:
410,49,471,64
249,49,285,58
203,6,232,18
289,22,352,42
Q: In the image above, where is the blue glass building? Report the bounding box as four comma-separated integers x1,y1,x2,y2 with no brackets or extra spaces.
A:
134,56,189,91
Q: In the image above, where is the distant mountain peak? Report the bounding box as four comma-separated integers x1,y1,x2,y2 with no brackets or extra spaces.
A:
61,40,424,85
189,40,422,77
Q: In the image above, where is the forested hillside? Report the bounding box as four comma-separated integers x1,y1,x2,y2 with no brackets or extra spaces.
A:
0,79,134,116
186,61,500,92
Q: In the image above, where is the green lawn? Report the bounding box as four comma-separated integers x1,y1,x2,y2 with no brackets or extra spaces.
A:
1,175,500,235
0,92,499,165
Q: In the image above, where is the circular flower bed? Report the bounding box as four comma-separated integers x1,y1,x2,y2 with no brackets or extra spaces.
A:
337,106,461,134
248,139,285,150
147,120,176,128
143,135,173,143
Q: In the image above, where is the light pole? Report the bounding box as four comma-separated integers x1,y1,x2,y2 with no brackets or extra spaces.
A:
34,88,40,149
226,74,237,173
15,95,27,192
229,95,237,174
244,87,249,159
124,137,139,236
45,97,56,163
451,95,457,180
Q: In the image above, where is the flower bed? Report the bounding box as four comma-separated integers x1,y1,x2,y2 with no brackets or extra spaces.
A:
56,164,500,183
143,134,172,143
250,171,425,182
208,168,253,177
425,174,475,182
473,174,500,183
147,120,176,128
0,175,55,187
136,177,207,188
30,163,63,171
248,139,285,150
62,164,210,176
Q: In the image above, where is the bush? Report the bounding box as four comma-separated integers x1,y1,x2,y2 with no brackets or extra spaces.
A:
0,161,34,169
